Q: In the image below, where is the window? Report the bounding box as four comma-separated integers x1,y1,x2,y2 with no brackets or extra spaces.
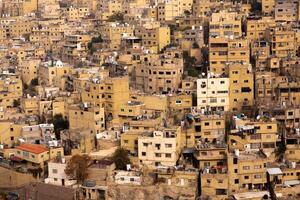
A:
124,140,128,144
23,151,29,157
244,176,249,179
204,122,209,126
254,165,261,169
165,144,172,148
216,189,226,195
143,143,148,147
233,158,238,164
52,169,58,174
165,153,171,158
210,98,217,103
254,175,261,179
243,166,250,170
267,125,272,129
142,152,146,156
175,100,182,104
235,179,239,184
155,153,161,157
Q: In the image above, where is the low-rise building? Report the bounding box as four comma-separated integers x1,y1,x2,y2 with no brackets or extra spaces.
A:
138,127,182,167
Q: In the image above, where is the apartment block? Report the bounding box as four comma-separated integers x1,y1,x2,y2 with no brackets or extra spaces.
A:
138,127,182,167
197,75,230,111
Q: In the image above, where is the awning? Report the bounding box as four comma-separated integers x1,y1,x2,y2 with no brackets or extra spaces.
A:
284,180,300,186
267,168,283,175
10,156,23,162
182,148,194,154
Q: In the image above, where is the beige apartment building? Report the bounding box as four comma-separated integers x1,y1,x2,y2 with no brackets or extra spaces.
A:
229,117,278,151
62,7,90,22
227,150,272,195
157,0,193,22
262,0,275,15
1,0,37,16
140,26,171,53
81,75,130,120
228,63,254,112
192,0,233,17
251,41,271,70
266,25,296,58
209,37,249,74
21,97,39,116
0,18,35,38
246,16,276,41
190,113,225,141
0,73,22,109
0,121,24,148
62,34,91,61
39,60,71,87
99,23,134,50
209,11,242,38
134,53,183,93
275,0,299,22
138,127,182,167
68,103,105,134
19,59,40,85
97,0,122,20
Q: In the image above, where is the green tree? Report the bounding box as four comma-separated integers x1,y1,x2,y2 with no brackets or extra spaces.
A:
88,36,103,49
65,154,91,183
0,192,7,200
275,132,286,162
107,12,124,22
28,167,43,178
23,83,28,90
13,99,20,107
183,51,198,77
30,78,39,86
112,148,131,170
52,114,69,139
192,42,199,49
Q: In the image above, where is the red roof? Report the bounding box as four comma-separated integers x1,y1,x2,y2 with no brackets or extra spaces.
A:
16,144,49,154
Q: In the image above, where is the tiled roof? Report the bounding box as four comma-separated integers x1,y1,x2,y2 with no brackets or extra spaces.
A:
16,144,49,154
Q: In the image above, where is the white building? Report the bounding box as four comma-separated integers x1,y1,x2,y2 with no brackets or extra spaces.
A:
197,76,229,111
96,130,120,141
45,158,77,186
21,124,57,146
114,170,142,185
